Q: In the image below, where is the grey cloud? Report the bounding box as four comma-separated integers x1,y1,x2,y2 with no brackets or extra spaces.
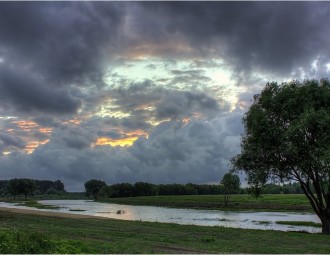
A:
33,116,62,128
155,91,219,120
0,112,243,190
0,2,126,88
0,133,26,149
0,66,81,114
0,1,329,96
111,81,221,122
132,2,330,79
49,127,96,150
97,130,122,139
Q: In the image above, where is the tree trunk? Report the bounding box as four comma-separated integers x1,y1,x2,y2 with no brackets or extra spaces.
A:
224,195,228,207
321,218,330,235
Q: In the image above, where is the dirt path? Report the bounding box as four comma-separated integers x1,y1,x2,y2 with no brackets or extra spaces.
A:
0,206,105,220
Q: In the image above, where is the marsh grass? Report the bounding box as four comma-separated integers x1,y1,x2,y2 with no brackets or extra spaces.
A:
16,200,60,210
276,221,322,228
69,209,86,212
252,220,271,225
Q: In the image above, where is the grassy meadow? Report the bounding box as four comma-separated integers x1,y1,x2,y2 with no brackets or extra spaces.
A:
0,209,329,254
101,194,313,212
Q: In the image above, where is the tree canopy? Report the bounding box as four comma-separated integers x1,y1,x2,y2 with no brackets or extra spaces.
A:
220,173,240,206
84,179,107,200
231,79,330,234
7,178,37,200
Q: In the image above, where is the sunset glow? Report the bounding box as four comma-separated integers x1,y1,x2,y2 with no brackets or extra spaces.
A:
25,139,50,154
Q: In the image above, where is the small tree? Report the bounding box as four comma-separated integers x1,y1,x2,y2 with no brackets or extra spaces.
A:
220,173,240,206
19,179,37,200
231,79,330,234
6,179,20,200
84,179,107,200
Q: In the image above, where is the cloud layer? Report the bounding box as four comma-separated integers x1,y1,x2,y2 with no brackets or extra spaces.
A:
0,2,329,190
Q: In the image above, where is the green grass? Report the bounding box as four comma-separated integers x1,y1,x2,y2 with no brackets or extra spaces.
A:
0,210,329,254
276,221,322,228
15,200,60,210
0,228,88,254
252,220,271,225
101,194,313,212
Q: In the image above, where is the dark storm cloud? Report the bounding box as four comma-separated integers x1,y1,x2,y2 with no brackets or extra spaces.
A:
0,1,328,118
33,116,61,128
133,2,330,79
0,133,25,149
0,1,328,190
0,2,126,88
0,112,244,191
52,127,96,150
0,66,81,114
0,1,329,97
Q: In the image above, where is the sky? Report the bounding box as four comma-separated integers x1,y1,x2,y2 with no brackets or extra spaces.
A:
0,2,330,191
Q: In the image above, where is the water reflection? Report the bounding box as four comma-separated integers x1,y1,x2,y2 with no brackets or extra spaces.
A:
0,200,321,233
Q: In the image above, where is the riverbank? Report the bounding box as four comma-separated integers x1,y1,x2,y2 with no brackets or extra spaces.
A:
101,194,313,212
0,207,329,253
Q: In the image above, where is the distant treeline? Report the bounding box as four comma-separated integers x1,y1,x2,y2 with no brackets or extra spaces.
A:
261,183,304,194
0,179,66,198
87,181,304,199
108,182,227,198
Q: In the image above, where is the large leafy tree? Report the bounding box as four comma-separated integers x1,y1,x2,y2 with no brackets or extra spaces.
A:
84,179,107,200
231,79,330,234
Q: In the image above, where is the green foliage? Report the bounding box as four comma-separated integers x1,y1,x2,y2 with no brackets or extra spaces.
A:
231,79,330,234
220,173,241,206
220,173,240,194
0,228,85,254
133,182,157,196
111,183,134,197
84,179,107,200
1,179,66,197
6,179,36,200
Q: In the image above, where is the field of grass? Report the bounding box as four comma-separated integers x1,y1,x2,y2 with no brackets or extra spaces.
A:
101,194,313,212
0,209,329,254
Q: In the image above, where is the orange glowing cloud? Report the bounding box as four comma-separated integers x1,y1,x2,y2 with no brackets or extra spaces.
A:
94,129,148,147
13,120,38,131
124,130,148,137
182,117,191,124
25,139,50,154
39,127,53,134
94,136,139,147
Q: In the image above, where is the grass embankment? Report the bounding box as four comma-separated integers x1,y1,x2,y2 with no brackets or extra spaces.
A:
0,209,329,254
102,194,313,212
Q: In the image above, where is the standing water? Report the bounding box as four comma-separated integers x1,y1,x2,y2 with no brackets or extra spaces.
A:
0,200,321,233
